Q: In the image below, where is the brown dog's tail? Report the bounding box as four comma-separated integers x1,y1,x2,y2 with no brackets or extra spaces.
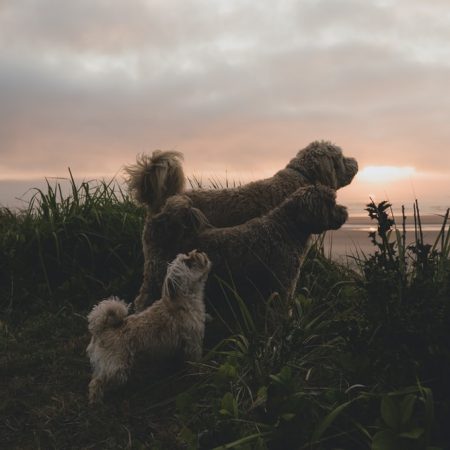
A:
88,297,129,336
124,150,185,214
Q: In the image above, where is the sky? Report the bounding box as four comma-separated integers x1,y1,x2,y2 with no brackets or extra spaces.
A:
0,0,449,213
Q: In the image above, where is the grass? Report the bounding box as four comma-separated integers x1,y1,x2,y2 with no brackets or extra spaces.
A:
1,175,449,449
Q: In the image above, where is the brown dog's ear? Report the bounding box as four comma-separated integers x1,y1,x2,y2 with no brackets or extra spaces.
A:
188,207,210,232
317,155,338,189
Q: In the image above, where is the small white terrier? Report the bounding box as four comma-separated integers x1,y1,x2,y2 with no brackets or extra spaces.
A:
86,250,211,404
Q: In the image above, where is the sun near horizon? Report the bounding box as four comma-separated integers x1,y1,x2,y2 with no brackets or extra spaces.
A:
357,166,416,183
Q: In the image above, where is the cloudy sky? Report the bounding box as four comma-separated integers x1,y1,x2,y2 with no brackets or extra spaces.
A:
1,0,449,212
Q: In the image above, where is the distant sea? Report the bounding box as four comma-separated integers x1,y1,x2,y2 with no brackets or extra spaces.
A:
324,214,449,259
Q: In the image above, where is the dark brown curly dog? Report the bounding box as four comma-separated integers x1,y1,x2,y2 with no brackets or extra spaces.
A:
125,141,358,227
134,185,348,313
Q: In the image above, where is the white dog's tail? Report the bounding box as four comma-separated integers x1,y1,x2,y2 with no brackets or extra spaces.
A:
88,297,129,336
124,150,185,214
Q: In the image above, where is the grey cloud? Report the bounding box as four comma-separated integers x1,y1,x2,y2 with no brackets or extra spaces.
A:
1,0,187,52
0,0,264,54
0,0,449,180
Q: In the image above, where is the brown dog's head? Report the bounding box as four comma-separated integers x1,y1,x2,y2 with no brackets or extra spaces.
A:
280,185,348,234
287,141,358,189
150,195,209,247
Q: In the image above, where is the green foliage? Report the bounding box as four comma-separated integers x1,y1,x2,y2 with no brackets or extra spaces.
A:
0,171,144,318
353,200,450,391
173,285,372,449
371,386,442,450
1,178,449,449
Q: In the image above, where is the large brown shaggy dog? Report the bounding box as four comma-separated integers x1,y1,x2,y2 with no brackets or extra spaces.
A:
133,185,348,313
87,250,211,404
125,141,358,227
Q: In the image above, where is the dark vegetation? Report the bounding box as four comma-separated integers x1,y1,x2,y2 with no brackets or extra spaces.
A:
1,175,449,449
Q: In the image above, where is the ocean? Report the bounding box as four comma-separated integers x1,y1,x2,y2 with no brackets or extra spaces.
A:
324,214,449,260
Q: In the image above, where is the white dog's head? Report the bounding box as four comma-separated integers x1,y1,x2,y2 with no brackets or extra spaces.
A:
162,250,212,301
287,141,358,189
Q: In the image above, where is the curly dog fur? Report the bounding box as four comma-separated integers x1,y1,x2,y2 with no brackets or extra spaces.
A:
134,185,348,312
87,250,211,404
125,141,358,227
125,150,185,215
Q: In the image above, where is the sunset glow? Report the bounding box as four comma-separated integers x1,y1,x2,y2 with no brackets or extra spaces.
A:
357,166,416,183
0,1,449,212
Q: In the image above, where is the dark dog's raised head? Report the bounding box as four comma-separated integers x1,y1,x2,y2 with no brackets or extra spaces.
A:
287,141,358,190
150,195,210,246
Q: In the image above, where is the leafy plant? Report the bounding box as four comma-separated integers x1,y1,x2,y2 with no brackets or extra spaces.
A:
371,385,442,450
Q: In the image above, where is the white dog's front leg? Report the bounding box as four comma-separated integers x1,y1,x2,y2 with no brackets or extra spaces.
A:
88,376,106,405
88,368,129,405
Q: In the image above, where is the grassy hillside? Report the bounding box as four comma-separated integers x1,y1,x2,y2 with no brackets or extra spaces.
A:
1,176,449,449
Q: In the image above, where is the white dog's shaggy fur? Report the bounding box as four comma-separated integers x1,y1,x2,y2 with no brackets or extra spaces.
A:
86,250,211,404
